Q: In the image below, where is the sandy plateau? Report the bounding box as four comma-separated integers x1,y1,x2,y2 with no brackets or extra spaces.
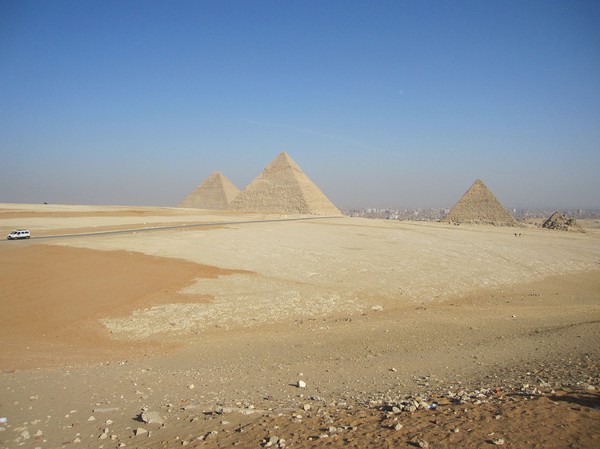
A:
0,203,599,448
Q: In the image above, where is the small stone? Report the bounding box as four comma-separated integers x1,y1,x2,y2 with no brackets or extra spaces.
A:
303,404,311,411
99,433,108,440
492,438,505,445
297,380,307,389
394,423,403,431
93,407,120,413
87,416,96,421
105,419,113,425
187,384,195,389
21,430,30,440
73,437,81,443
418,440,429,448
135,428,148,436
141,411,164,424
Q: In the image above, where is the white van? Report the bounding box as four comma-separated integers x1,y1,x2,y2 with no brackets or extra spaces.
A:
7,229,31,240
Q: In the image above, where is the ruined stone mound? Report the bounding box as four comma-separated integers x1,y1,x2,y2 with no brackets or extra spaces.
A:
178,171,240,209
444,179,517,226
542,211,584,232
229,152,341,215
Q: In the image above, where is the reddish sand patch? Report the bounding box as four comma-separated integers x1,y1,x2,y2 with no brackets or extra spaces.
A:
0,243,247,369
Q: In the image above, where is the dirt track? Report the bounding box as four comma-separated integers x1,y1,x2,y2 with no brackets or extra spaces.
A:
0,204,598,448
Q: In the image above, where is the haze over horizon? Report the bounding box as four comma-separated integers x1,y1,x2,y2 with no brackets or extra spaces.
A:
1,1,599,210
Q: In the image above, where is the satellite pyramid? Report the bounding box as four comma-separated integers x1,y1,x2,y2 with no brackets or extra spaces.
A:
229,152,341,215
444,179,517,226
178,171,240,209
542,211,584,232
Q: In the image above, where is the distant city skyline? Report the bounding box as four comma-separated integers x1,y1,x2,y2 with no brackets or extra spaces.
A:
1,1,599,209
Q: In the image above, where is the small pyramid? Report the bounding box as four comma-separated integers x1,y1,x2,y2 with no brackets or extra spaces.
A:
229,152,340,215
542,211,584,232
444,179,517,226
178,171,240,209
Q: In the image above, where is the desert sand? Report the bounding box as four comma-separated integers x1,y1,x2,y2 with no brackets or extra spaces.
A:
0,203,598,448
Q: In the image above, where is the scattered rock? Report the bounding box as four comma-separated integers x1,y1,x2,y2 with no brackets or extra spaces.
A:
141,410,164,424
92,407,119,413
93,407,119,413
297,380,307,389
135,428,148,436
542,211,584,232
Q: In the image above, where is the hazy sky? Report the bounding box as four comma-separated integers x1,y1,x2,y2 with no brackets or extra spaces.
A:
1,1,599,209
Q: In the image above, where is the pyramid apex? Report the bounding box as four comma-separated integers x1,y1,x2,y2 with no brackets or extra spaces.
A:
275,151,294,162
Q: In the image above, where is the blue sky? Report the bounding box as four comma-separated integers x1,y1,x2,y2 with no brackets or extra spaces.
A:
1,0,599,209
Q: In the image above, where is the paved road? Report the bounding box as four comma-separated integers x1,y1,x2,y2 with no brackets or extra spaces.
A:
1,216,339,242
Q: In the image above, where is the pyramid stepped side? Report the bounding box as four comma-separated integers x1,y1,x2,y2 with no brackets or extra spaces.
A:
179,172,240,209
229,152,340,216
444,179,517,226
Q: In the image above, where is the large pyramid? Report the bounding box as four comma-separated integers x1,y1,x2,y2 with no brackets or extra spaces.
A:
178,171,240,209
444,179,517,226
229,152,341,216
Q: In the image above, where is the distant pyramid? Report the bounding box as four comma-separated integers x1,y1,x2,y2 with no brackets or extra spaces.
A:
542,211,584,232
444,179,517,226
229,152,341,215
178,171,240,209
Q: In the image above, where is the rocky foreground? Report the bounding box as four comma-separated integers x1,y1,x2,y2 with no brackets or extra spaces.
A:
1,351,598,448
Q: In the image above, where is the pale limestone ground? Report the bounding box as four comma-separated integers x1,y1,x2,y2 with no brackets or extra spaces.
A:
33,212,600,340
0,203,257,233
1,204,599,449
